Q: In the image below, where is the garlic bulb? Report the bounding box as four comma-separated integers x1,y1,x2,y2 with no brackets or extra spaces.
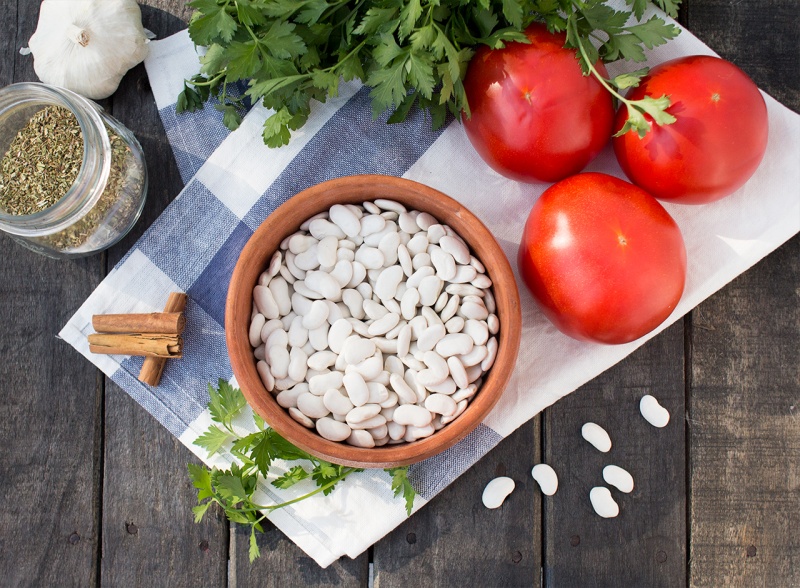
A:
27,0,151,100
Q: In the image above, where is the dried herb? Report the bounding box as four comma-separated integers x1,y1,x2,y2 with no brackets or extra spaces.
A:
0,105,82,215
37,123,145,253
0,104,145,253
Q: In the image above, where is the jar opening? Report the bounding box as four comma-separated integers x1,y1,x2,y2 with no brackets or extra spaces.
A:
0,83,111,236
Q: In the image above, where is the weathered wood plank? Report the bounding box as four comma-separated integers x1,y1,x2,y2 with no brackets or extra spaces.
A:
0,2,104,586
688,236,799,586
682,1,799,585
682,0,800,112
99,3,229,587
543,323,687,587
232,522,369,587
101,389,230,587
373,420,542,587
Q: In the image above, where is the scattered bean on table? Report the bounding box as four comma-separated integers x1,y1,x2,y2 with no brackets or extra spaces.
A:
639,394,670,428
603,465,634,493
589,486,620,518
482,476,515,509
531,464,558,496
581,422,612,452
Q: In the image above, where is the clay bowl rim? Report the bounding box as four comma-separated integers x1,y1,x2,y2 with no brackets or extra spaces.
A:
226,174,521,468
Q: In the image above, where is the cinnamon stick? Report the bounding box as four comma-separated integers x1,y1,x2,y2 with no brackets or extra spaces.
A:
138,293,188,386
92,312,185,335
88,333,183,358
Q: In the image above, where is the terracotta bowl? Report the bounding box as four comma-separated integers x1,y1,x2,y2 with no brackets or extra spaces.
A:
226,175,521,468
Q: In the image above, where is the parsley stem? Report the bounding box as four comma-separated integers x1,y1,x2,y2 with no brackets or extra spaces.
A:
188,72,226,87
223,467,359,513
568,16,628,105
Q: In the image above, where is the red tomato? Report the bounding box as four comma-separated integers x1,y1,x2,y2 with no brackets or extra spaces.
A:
613,55,768,204
462,23,614,183
518,173,687,344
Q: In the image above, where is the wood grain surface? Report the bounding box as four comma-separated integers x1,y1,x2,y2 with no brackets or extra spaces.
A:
0,1,796,586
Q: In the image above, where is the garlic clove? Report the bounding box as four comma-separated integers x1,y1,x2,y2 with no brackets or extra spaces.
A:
27,0,151,100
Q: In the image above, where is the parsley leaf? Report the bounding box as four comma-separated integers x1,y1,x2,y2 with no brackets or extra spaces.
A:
272,465,310,489
188,382,416,563
208,379,246,432
386,467,416,516
194,425,230,455
181,0,685,145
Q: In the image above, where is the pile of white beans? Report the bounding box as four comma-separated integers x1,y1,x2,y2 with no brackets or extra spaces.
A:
249,198,500,448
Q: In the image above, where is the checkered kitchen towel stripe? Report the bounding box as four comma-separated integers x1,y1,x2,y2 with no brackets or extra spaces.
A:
60,7,800,567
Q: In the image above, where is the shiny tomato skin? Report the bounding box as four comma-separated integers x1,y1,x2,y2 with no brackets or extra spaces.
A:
462,23,614,183
613,55,768,204
518,173,687,344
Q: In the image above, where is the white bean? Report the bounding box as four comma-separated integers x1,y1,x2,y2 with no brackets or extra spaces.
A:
445,316,465,334
531,464,559,496
288,316,309,348
323,389,354,415
447,357,468,389
374,265,404,301
425,393,458,416
589,487,619,518
418,275,444,306
294,244,320,271
316,417,352,442
309,371,344,395
253,285,280,319
327,319,352,354
398,244,413,277
392,404,433,427
640,394,670,427
288,347,308,382
417,324,446,352
436,333,474,358
439,235,470,264
581,422,612,452
329,204,361,238
345,403,382,424
297,392,329,419
249,313,266,348
355,245,384,270
346,429,375,448
256,360,275,392
404,424,435,442
330,259,353,288
343,372,370,407
276,384,306,408
430,245,457,281
481,336,498,370
288,407,314,428
378,231,400,266
305,270,341,300
603,465,634,493
301,300,327,330
482,477,515,509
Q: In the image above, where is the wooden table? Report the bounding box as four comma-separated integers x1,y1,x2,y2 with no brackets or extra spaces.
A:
1,1,797,586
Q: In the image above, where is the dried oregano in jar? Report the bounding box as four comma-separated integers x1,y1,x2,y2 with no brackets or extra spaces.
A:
0,83,147,259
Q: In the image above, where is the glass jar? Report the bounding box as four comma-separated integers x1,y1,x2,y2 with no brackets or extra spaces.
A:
0,82,147,259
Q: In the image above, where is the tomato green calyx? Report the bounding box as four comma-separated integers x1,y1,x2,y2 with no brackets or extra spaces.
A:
567,17,677,139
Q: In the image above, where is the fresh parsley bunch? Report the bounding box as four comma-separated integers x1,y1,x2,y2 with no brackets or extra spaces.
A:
177,0,682,147
189,379,415,562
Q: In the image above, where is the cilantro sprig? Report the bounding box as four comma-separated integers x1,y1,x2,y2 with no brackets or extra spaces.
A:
178,0,683,146
189,380,416,562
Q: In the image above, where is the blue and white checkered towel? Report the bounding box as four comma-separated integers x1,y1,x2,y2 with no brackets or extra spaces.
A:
60,7,800,567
